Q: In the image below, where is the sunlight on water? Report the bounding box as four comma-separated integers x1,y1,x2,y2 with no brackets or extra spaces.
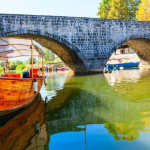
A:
41,72,68,100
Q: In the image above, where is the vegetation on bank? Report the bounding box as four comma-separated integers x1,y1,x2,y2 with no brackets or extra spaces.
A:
97,0,150,21
0,49,63,72
136,0,150,21
44,48,63,64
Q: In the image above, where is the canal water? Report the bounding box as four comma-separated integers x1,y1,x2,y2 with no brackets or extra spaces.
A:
1,69,150,150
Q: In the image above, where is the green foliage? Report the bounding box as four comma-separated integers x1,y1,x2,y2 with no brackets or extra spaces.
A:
97,0,140,20
0,60,24,70
9,60,23,65
0,62,4,67
44,60,54,64
108,0,127,20
97,0,112,18
16,64,26,71
15,60,23,65
9,64,17,70
136,0,150,21
44,48,55,62
54,57,63,63
26,57,37,64
7,60,23,70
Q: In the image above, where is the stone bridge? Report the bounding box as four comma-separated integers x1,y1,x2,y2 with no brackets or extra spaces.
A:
0,14,150,74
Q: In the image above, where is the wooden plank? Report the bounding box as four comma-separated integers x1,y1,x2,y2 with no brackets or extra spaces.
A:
0,78,43,111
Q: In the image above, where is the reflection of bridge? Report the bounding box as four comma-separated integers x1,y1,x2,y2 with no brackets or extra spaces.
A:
1,14,150,73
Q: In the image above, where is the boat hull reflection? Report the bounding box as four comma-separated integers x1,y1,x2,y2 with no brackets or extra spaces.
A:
0,94,47,150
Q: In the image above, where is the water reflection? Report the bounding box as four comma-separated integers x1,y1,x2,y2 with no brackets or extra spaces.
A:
105,69,150,102
41,72,68,100
46,69,150,150
0,94,47,150
2,69,150,150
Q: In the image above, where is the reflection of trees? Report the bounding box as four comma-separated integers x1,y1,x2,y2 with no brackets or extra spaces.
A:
44,73,68,92
42,73,68,99
105,122,144,141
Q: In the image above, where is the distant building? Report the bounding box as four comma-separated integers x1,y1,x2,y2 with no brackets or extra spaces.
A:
115,45,134,55
108,45,140,63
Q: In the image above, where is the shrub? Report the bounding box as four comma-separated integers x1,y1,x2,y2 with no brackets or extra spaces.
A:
16,64,26,71
9,64,17,70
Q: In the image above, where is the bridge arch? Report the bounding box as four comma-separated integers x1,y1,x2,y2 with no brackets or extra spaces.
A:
3,32,88,74
107,36,150,67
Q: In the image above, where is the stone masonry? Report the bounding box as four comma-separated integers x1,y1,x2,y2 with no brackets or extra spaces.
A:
0,14,150,73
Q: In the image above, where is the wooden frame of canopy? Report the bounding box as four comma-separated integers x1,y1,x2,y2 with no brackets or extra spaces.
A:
0,37,45,78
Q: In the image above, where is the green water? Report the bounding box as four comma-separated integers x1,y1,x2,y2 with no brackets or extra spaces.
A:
46,69,150,150
1,69,150,150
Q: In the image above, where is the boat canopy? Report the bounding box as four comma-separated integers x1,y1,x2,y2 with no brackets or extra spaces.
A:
45,62,63,65
0,37,45,59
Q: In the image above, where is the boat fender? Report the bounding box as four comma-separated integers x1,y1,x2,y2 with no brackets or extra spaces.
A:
35,121,40,134
44,76,47,86
33,78,38,93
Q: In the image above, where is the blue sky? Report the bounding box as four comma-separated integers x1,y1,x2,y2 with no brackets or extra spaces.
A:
0,0,101,18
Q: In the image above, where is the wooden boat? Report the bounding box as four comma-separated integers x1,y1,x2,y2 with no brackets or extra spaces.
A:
57,66,66,71
105,64,114,69
0,37,45,115
115,61,140,68
106,59,122,69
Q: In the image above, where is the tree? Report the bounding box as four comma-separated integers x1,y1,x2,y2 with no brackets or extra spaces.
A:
97,0,112,18
26,57,37,64
15,60,23,65
0,62,4,67
16,64,26,71
9,64,17,70
108,0,125,19
44,48,55,62
97,0,140,20
136,0,150,21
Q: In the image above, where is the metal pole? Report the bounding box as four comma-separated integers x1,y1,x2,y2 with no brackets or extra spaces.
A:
42,56,44,77
37,55,39,76
84,125,87,150
38,55,39,69
31,40,33,78
7,59,10,74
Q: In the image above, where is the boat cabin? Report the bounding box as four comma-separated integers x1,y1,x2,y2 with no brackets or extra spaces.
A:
0,37,45,78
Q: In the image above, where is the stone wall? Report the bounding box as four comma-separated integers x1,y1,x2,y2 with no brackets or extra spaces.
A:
0,14,150,73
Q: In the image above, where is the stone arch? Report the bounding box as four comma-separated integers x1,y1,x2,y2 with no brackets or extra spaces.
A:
108,36,150,66
3,31,87,74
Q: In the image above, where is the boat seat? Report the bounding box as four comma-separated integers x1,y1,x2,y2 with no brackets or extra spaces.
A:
30,69,38,78
1,74,21,78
